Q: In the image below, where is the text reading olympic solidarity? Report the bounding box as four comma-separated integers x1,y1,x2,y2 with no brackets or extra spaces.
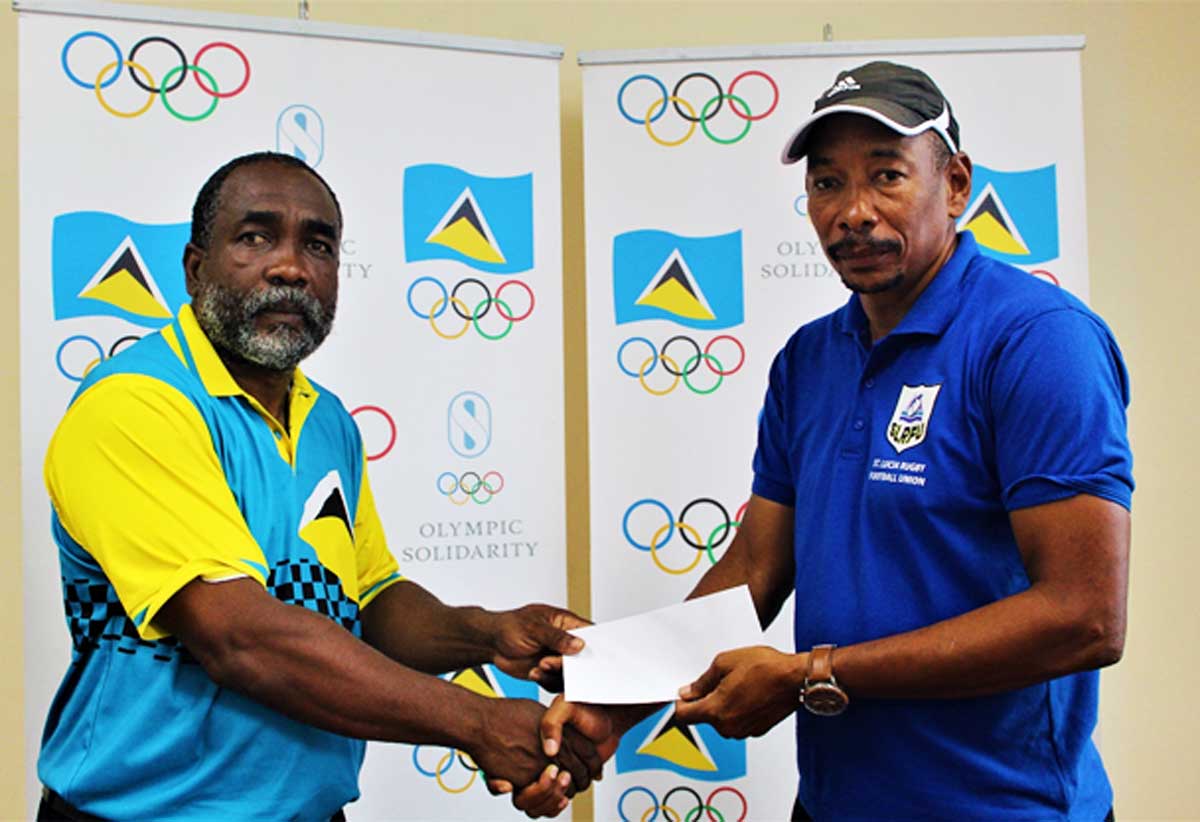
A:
617,70,778,147
623,498,748,575
618,785,748,822
61,31,251,122
617,335,745,396
406,277,534,341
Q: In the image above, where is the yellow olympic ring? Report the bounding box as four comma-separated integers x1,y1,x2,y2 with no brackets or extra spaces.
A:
447,489,471,506
94,60,156,118
645,95,697,147
638,353,681,396
642,805,685,822
434,749,477,794
650,521,704,575
82,357,103,378
429,296,472,340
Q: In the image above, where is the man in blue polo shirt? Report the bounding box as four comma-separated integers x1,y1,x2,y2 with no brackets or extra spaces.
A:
536,62,1132,820
39,152,606,820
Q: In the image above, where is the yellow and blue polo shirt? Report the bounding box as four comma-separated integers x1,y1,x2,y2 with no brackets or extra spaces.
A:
40,304,402,820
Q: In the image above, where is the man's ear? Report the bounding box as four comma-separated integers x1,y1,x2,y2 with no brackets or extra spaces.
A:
182,242,204,299
946,151,973,220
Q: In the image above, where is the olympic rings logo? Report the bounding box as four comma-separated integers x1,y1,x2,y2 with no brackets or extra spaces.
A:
56,333,142,382
61,31,250,122
437,470,505,506
1030,269,1061,286
618,785,748,822
350,405,397,462
406,277,535,340
617,71,778,147
412,745,483,794
617,335,746,396
622,498,748,576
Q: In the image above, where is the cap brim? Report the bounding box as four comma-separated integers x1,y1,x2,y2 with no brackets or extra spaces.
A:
780,98,946,165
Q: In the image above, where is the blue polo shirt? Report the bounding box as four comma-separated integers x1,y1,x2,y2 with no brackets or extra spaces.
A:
753,233,1132,821
41,305,402,820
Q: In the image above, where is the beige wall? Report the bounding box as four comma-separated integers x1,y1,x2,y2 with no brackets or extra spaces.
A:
3,1,1197,819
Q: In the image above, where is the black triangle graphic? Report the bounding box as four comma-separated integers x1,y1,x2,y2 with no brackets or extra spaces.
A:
102,246,151,291
446,197,486,237
654,257,697,299
451,665,498,696
315,487,351,532
651,712,703,747
968,192,1013,234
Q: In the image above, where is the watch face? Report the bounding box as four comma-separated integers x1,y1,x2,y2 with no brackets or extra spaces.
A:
803,683,848,716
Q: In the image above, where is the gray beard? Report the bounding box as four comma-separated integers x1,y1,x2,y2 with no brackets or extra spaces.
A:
192,281,335,372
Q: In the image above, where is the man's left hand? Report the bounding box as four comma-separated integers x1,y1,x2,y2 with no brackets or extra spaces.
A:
491,604,589,691
673,645,805,738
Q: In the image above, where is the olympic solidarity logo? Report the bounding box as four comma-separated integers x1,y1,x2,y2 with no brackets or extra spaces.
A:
412,745,484,794
56,333,142,382
436,470,505,506
61,31,250,121
617,71,778,147
406,277,535,340
618,785,748,822
623,498,747,575
618,335,745,396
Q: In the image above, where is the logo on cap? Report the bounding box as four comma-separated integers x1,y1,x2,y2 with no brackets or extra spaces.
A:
824,76,861,98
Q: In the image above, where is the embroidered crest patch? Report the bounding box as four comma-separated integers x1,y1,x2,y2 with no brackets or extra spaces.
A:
886,384,942,454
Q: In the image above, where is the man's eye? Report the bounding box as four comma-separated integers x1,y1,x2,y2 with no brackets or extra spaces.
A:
239,232,268,246
810,178,837,192
308,240,334,255
877,169,904,183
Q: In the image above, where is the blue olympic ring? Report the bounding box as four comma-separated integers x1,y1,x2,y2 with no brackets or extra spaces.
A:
56,335,104,382
407,275,449,320
617,74,669,125
617,336,658,378
618,786,661,822
411,744,454,778
794,194,808,217
61,31,122,89
622,498,675,551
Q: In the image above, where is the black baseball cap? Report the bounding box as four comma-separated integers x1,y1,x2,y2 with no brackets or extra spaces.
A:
781,61,960,164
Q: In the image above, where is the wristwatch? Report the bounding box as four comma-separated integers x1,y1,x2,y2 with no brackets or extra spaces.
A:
801,644,849,716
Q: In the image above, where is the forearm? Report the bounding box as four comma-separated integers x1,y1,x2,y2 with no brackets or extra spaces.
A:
833,582,1124,700
362,580,498,673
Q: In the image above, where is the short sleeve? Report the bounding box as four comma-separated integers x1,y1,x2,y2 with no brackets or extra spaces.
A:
990,308,1134,511
752,346,797,506
45,375,269,639
353,460,403,607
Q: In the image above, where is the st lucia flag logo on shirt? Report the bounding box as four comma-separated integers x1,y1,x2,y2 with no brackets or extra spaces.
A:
959,164,1059,265
614,705,746,781
613,229,744,329
403,164,534,273
52,212,190,328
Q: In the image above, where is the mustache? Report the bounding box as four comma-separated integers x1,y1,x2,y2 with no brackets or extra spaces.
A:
243,285,328,328
826,236,902,260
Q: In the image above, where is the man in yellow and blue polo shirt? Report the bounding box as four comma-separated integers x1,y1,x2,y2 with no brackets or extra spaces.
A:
39,152,607,821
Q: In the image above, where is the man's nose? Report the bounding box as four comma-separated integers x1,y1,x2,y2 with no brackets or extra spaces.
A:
265,242,308,287
836,184,878,233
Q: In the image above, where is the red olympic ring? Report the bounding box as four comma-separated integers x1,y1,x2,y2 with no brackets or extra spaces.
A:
482,470,505,494
495,279,536,322
704,335,746,376
350,405,397,461
1030,269,1061,286
727,70,779,122
705,786,748,822
735,499,749,524
192,41,251,98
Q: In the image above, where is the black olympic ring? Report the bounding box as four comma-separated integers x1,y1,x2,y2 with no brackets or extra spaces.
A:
673,72,723,122
450,277,491,321
661,335,703,377
663,786,705,820
678,497,732,550
127,36,187,93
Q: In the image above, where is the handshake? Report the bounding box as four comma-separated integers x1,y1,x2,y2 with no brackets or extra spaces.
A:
461,586,783,818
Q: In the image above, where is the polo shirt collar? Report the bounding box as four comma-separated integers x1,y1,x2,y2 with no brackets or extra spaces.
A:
837,231,980,339
173,303,317,403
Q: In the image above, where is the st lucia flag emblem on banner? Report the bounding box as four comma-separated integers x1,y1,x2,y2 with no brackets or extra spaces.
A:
445,664,538,701
615,705,746,781
403,164,534,273
52,212,190,328
613,229,743,329
959,164,1059,265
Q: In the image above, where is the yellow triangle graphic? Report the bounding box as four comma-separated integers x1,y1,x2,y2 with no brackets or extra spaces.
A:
79,269,171,319
450,668,498,699
428,217,506,264
636,727,717,771
965,211,1029,256
635,278,715,321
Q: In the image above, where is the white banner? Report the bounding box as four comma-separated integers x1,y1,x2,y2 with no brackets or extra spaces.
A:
582,39,1087,822
19,3,566,818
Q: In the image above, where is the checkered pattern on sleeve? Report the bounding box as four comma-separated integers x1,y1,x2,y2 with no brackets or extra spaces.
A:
267,558,360,635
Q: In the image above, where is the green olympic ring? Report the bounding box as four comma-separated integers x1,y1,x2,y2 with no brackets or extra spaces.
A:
159,63,219,122
472,297,515,341
705,519,740,566
700,93,752,145
681,352,725,395
684,806,726,822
